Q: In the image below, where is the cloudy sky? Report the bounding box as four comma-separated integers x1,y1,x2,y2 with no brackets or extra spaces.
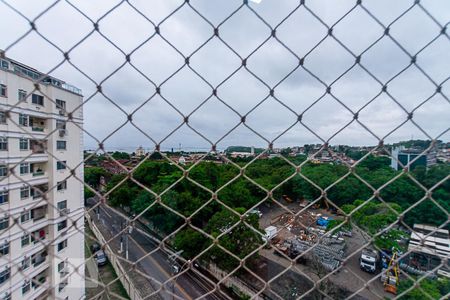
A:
1,0,449,151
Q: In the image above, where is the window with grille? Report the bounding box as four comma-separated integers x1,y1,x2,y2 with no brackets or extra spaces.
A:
57,239,67,252
0,85,6,97
56,99,66,109
0,137,7,151
0,191,8,205
21,234,30,248
19,163,29,175
0,112,5,124
57,200,67,210
56,140,66,150
56,120,66,130
57,180,67,191
0,268,10,285
20,211,31,223
20,186,29,199
31,94,44,106
0,243,9,257
58,278,68,292
22,280,30,294
19,138,28,150
18,89,27,102
57,220,67,231
0,217,8,230
18,114,28,126
0,166,6,177
56,161,67,170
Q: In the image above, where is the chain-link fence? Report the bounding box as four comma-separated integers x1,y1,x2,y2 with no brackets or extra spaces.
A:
0,0,449,299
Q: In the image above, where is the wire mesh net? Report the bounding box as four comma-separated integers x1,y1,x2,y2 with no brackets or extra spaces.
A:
0,0,449,299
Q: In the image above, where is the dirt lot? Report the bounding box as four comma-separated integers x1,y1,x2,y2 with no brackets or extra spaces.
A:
257,201,394,299
85,222,129,300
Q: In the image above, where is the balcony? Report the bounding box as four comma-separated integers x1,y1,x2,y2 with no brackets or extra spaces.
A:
30,117,46,132
31,250,47,267
30,140,47,154
31,269,48,290
31,227,48,245
32,207,47,223
31,163,46,177
31,184,48,200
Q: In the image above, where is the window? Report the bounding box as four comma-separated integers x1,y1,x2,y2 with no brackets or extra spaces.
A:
0,191,8,205
56,99,66,109
19,163,29,175
58,278,68,292
1,292,10,300
20,211,31,223
0,217,8,230
18,89,27,102
21,257,30,270
58,261,64,272
57,239,67,252
58,260,66,273
19,114,28,126
57,220,67,231
20,186,29,199
56,120,66,130
0,166,6,177
57,161,67,170
0,268,10,285
57,181,67,191
56,140,66,150
0,137,7,151
21,234,30,247
0,85,6,97
57,200,67,211
0,242,9,256
22,280,30,294
0,112,6,124
0,60,8,69
19,138,28,150
31,94,44,106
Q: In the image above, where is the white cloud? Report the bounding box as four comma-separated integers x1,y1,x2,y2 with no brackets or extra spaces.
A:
1,0,448,150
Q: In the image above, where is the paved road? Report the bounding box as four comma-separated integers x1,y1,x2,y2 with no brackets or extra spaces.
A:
87,199,229,300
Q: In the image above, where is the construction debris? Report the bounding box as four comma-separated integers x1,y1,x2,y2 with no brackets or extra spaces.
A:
269,209,349,271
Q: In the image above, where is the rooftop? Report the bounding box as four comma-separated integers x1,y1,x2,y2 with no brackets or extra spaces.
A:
0,50,82,96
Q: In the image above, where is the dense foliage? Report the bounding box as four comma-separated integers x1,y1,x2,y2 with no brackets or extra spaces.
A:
398,278,450,300
103,155,449,269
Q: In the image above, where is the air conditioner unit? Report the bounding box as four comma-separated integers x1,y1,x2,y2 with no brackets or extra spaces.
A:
59,208,70,217
58,129,66,137
58,109,65,116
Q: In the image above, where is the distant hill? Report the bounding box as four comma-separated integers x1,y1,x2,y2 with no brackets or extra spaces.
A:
225,146,265,154
391,139,443,149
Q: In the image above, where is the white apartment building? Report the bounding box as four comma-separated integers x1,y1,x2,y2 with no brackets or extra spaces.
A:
0,54,84,300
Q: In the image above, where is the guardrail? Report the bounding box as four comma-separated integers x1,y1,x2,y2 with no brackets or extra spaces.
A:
86,214,143,300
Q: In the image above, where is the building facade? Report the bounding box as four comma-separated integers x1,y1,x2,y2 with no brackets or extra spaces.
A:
0,55,84,299
390,146,437,171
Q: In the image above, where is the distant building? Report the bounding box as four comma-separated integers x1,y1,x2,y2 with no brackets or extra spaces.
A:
391,146,436,171
135,146,145,157
407,224,450,278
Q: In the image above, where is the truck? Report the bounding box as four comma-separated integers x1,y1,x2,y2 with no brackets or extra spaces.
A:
263,226,278,242
360,248,379,273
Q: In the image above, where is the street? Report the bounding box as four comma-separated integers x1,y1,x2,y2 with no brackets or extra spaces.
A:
86,198,230,300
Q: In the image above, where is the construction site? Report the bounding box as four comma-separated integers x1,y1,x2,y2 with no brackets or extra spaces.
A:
261,197,350,272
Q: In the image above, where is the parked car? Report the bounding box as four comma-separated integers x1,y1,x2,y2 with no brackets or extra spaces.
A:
95,250,107,266
91,243,101,253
